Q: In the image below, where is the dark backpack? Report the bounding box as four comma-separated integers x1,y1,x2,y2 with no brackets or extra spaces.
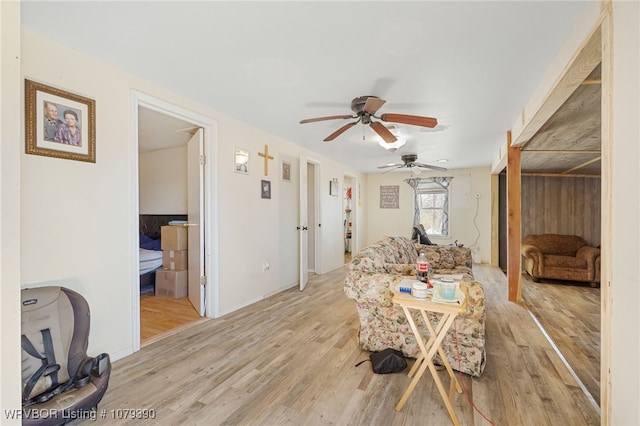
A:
356,348,407,374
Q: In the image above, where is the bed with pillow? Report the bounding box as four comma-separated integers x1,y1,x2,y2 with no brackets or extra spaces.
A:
138,214,187,293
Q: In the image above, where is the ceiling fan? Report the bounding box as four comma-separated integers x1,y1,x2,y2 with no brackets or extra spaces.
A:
299,95,438,142
377,154,447,173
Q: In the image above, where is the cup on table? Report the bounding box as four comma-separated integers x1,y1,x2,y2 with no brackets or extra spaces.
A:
439,281,457,299
412,282,429,299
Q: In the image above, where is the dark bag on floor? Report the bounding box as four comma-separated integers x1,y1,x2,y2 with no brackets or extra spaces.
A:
355,348,407,374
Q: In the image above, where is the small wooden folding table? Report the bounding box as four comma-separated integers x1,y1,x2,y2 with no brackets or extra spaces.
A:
392,291,466,425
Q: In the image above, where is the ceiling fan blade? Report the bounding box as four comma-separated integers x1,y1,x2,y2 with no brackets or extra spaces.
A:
363,97,386,114
380,113,438,128
299,114,354,124
323,121,357,142
382,166,403,174
413,162,448,172
377,163,404,169
370,122,397,142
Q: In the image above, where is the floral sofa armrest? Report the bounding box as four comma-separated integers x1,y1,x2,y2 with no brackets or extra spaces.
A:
459,280,485,321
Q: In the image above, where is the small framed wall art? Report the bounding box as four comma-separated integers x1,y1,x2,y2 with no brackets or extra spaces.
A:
329,178,339,196
25,79,96,163
235,147,249,174
380,185,400,208
261,180,271,199
281,160,291,182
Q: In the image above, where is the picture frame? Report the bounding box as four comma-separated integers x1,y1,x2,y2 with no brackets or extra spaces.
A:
261,180,271,199
235,147,249,174
329,178,339,196
380,185,400,209
281,160,291,182
25,79,96,163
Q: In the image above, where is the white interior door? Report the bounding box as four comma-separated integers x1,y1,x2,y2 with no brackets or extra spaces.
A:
187,128,205,315
299,158,309,291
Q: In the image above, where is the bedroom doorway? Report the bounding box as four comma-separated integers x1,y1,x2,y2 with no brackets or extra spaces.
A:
132,91,218,350
343,174,356,264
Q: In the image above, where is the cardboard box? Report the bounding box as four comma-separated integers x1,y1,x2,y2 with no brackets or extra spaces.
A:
163,249,188,270
161,225,188,251
155,269,188,298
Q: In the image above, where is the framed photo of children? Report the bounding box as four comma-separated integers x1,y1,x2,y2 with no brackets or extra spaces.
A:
25,79,96,163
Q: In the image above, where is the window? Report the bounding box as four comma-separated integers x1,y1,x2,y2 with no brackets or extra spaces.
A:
414,179,451,237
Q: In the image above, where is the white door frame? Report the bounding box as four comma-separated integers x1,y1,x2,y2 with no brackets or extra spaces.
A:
130,91,219,352
187,129,205,315
343,173,357,257
299,156,321,290
310,159,322,275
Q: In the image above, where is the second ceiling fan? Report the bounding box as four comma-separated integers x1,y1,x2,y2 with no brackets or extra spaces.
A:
378,154,447,173
300,95,438,143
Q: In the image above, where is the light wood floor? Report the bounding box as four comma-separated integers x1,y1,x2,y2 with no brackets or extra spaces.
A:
94,264,599,425
140,293,203,345
520,274,600,405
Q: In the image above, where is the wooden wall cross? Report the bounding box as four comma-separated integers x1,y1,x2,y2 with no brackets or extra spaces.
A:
258,144,274,176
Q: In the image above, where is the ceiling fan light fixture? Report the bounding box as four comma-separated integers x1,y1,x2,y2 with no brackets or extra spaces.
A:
377,125,406,151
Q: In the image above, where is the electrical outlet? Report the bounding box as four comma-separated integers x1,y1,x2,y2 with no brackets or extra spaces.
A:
262,261,270,272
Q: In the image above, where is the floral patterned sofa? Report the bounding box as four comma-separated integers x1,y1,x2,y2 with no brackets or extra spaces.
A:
344,236,486,377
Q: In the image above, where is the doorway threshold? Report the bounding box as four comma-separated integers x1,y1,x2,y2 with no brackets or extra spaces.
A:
141,316,210,348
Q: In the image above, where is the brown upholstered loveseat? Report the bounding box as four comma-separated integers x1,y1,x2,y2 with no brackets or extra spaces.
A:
521,234,600,287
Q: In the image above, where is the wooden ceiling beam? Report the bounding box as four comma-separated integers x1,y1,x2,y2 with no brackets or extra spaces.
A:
522,149,600,154
560,156,601,174
521,172,600,178
511,24,603,148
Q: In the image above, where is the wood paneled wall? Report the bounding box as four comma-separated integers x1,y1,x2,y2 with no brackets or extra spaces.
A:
521,175,601,247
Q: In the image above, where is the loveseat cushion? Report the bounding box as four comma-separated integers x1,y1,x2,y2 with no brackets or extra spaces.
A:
522,234,587,256
545,254,587,269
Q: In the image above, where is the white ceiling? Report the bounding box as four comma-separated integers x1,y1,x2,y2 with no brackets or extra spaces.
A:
21,1,587,173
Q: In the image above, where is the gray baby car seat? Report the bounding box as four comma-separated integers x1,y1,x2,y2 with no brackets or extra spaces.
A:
21,286,111,425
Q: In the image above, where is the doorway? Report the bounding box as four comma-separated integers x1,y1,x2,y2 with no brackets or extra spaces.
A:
132,92,218,350
343,174,356,264
299,157,320,291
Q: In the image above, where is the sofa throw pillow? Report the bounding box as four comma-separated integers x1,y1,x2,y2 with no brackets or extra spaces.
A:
418,246,455,270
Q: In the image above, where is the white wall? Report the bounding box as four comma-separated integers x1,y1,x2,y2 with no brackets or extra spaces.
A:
320,162,350,270
609,1,640,423
0,1,23,421
139,146,187,214
19,29,366,360
365,167,491,262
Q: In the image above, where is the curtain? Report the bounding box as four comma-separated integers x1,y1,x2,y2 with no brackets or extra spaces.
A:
404,176,453,234
405,177,421,226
